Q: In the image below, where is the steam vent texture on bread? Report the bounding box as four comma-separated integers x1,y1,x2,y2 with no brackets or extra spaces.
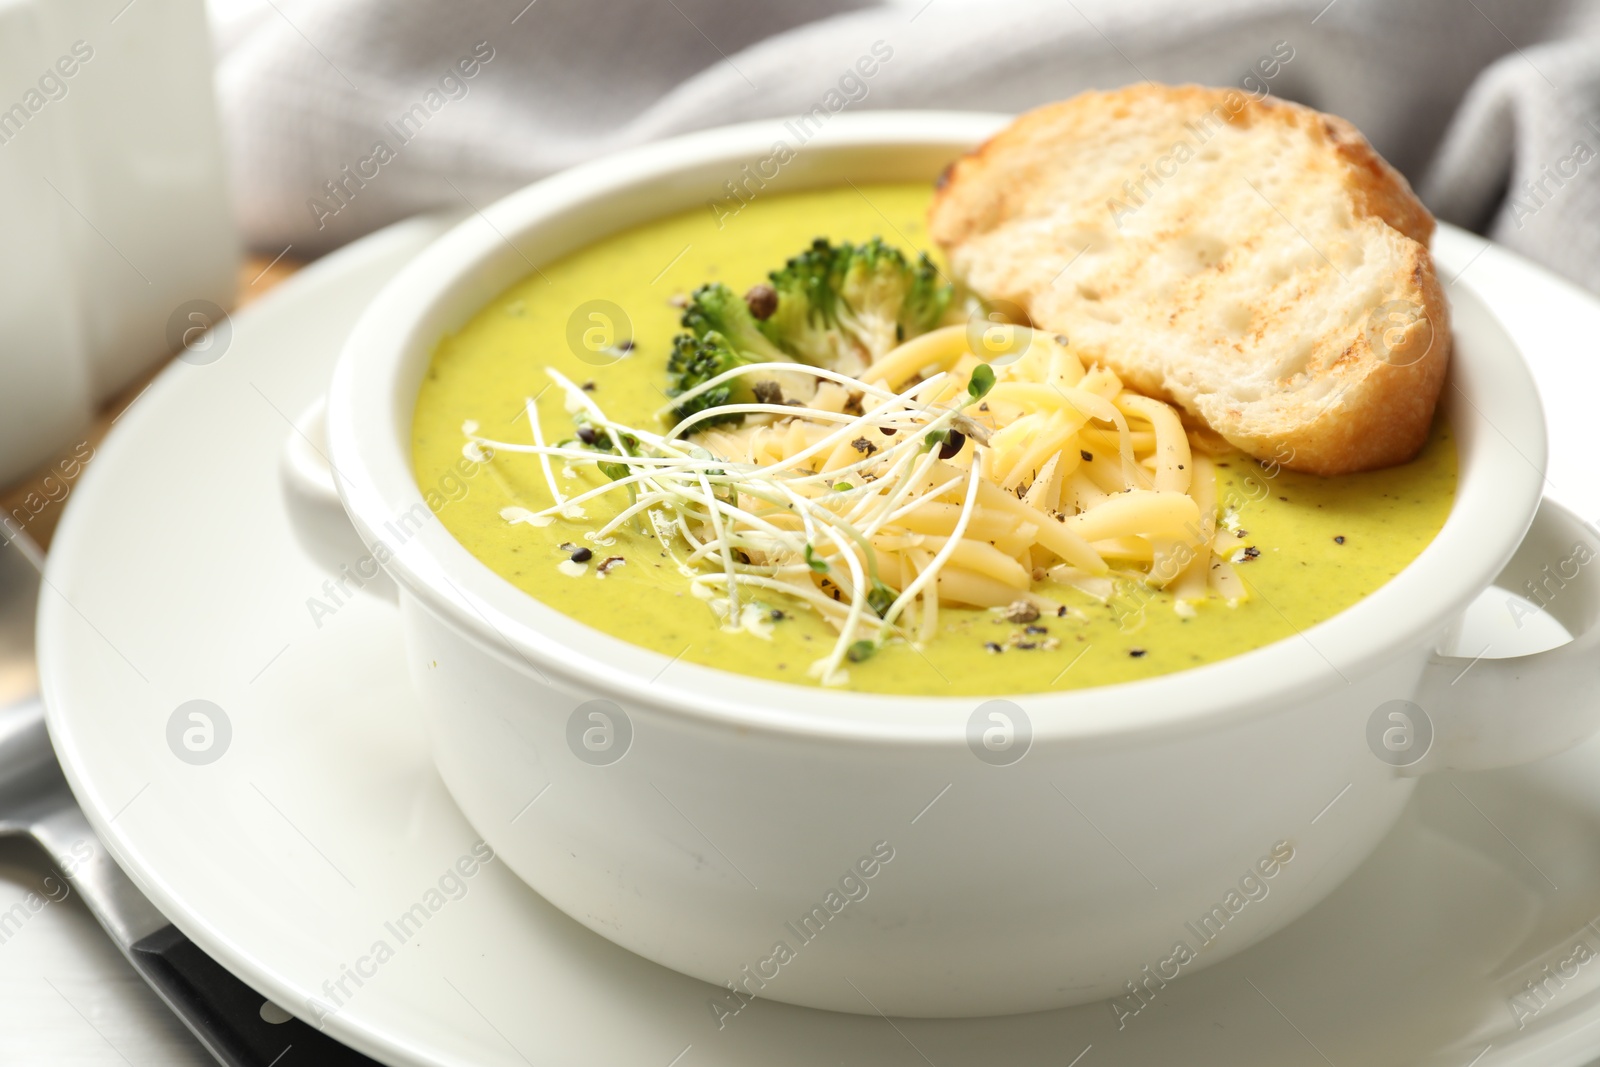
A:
929,85,1448,476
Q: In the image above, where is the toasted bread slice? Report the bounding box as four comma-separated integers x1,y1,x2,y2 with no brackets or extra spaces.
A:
928,85,1448,476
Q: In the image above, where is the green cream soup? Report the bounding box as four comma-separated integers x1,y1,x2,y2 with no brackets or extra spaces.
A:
411,184,1457,696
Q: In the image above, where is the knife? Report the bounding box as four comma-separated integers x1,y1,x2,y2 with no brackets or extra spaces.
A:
0,532,380,1066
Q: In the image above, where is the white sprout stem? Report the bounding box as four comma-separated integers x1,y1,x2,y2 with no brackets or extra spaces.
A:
546,367,607,423
879,451,985,633
777,413,953,489
844,446,925,527
881,475,966,529
864,456,955,537
546,367,694,459
594,491,684,539
748,408,950,491
762,476,882,596
696,470,741,625
738,374,954,480
480,452,836,531
469,430,924,494
468,436,919,500
646,507,686,557
691,572,851,621
669,404,866,440
669,512,708,564
810,518,873,685
525,396,567,511
659,361,918,425
682,494,811,564
685,487,902,652
674,461,877,629
517,370,954,495
466,439,721,467
490,465,696,522
695,547,816,577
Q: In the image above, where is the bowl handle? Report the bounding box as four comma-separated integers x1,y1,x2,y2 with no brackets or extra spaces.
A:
279,397,399,603
1407,498,1600,774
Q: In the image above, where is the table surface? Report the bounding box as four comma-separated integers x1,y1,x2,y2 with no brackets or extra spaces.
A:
0,253,298,1067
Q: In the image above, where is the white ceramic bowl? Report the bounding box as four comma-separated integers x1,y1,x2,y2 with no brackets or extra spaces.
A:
288,113,1600,1018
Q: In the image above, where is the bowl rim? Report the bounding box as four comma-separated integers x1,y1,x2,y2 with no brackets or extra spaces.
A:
326,110,1548,745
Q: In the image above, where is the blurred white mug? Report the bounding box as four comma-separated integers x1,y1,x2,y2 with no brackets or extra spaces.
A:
0,0,236,486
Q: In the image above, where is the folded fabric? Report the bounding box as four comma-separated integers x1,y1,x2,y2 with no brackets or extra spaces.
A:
215,0,1600,292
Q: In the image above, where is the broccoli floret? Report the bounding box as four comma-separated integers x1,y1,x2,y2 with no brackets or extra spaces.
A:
760,237,953,376
668,284,822,427
898,249,954,337
834,238,952,362
760,238,857,371
681,283,791,364
663,239,954,428
667,329,817,429
666,331,752,429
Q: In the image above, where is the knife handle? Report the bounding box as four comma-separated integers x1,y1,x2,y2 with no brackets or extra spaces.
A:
129,924,382,1067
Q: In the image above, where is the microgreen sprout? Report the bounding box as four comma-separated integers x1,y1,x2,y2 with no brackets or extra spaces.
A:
921,427,966,460
470,361,995,686
846,639,876,663
967,363,995,403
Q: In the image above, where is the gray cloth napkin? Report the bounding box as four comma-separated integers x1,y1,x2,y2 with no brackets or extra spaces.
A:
216,0,1600,292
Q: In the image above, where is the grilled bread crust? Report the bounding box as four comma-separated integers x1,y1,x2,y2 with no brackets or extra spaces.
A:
928,85,1448,476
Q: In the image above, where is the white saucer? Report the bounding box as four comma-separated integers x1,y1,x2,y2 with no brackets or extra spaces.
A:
36,215,1600,1067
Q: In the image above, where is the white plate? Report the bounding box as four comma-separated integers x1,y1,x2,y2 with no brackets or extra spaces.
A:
35,209,1600,1066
